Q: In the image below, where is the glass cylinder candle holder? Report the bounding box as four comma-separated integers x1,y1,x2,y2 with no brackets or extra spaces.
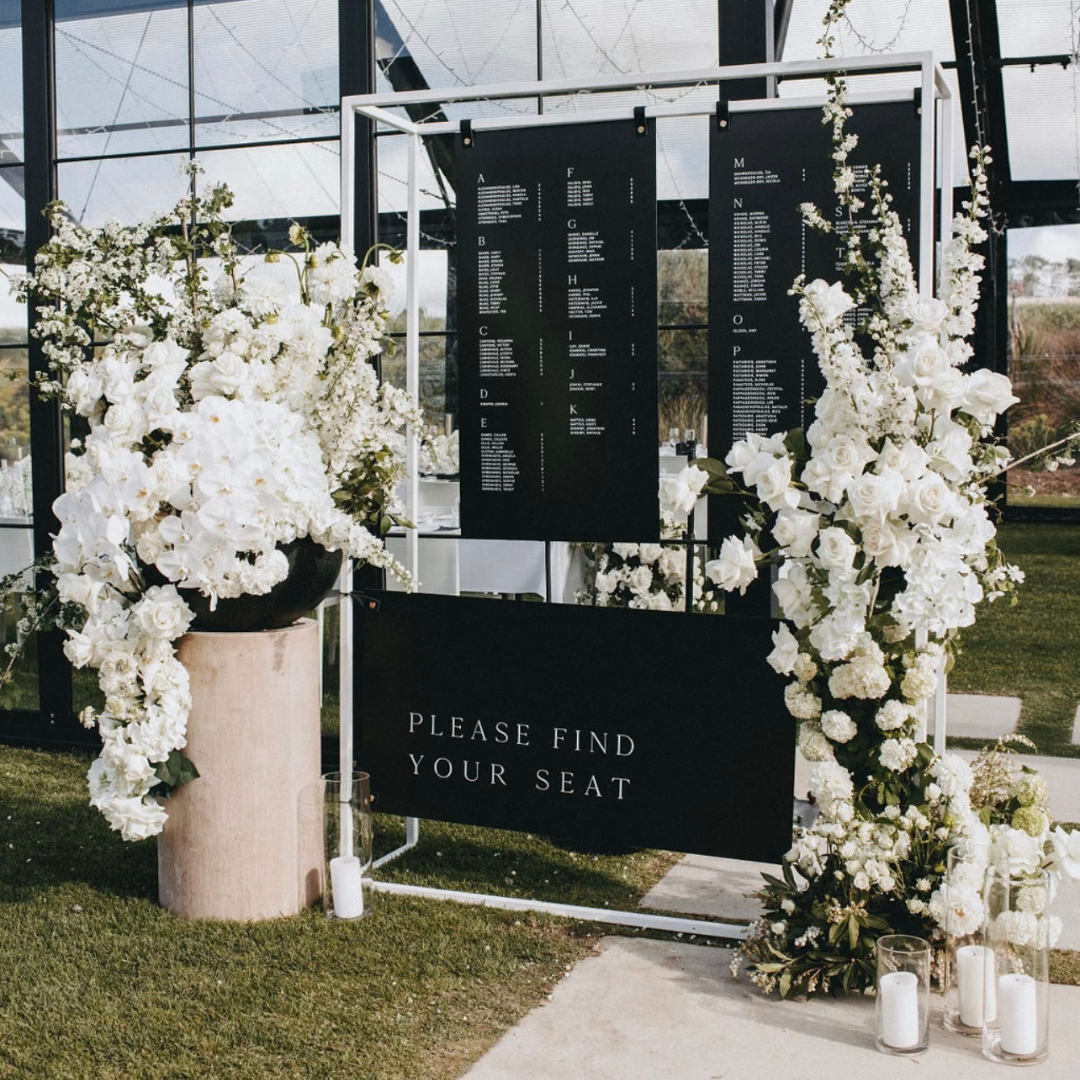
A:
943,843,993,1035
323,771,374,921
982,865,1050,1065
875,934,930,1055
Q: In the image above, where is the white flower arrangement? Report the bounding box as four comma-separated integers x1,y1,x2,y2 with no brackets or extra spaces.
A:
11,171,421,841
580,464,720,613
0,456,32,517
419,429,459,477
718,1,1080,997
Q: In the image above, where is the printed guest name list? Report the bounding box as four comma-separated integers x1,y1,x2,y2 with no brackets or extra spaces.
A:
457,120,659,541
707,101,921,543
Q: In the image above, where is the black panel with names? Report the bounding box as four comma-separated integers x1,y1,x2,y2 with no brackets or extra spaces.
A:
707,100,921,541
457,120,659,541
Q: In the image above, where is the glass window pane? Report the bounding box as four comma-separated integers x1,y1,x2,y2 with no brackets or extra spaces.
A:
58,152,190,225
196,141,339,220
382,331,449,425
378,1,537,92
659,327,707,451
1003,66,1079,182
541,0,717,77
0,341,34,707
376,132,455,214
780,0,954,62
55,1,191,159
1007,226,1080,510
0,166,26,345
658,248,707,325
380,250,450,332
0,1,22,158
997,0,1074,59
0,347,29,472
0,559,39,711
194,0,339,147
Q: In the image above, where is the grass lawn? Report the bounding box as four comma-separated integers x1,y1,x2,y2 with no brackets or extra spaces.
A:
948,523,1080,758
0,745,690,1080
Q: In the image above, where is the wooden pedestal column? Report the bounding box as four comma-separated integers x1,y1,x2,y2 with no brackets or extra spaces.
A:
158,618,323,920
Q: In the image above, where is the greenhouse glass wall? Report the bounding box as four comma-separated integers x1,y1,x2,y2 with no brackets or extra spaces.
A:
1,0,1077,747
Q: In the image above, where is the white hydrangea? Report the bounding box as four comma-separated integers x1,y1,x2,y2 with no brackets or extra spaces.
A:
820,709,858,744
879,737,918,772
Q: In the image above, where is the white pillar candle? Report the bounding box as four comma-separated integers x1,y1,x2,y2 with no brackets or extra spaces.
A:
957,944,996,1027
879,971,920,1049
997,973,1038,1056
330,855,365,919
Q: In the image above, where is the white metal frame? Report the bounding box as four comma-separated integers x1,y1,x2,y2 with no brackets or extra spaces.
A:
337,55,954,937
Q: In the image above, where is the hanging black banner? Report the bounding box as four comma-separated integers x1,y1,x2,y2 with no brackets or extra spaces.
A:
707,99,922,542
456,119,660,541
355,593,796,862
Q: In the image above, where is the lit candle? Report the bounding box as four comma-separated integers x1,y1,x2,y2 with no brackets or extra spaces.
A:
956,944,996,1028
997,973,1038,1056
330,855,365,919
879,970,920,1049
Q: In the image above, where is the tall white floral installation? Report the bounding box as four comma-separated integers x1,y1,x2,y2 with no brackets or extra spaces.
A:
700,1,1080,996
12,169,421,842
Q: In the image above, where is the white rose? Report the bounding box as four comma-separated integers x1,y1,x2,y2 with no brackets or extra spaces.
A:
189,352,249,400
926,418,974,482
875,438,927,482
1049,827,1080,882
63,630,95,668
917,365,966,414
960,368,1019,425
990,825,1043,875
725,438,757,476
66,368,105,416
141,338,188,368
906,471,954,526
628,565,654,595
894,334,950,387
705,536,759,595
803,278,855,324
766,623,800,675
754,455,796,511
846,469,905,525
905,295,948,333
816,527,858,577
638,543,663,564
772,508,820,557
132,585,194,642
860,518,916,568
658,465,708,521
101,399,148,446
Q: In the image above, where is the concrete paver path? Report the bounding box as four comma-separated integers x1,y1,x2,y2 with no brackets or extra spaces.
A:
461,937,1080,1079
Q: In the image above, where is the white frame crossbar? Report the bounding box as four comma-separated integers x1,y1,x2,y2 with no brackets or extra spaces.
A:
338,56,953,939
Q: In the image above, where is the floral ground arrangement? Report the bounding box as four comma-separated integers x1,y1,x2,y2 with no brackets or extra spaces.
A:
8,174,421,842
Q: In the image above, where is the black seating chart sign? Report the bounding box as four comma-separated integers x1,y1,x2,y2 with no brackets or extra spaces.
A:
355,592,795,862
707,100,921,541
456,120,659,541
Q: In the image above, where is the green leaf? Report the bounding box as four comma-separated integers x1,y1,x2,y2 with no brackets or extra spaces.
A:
848,918,859,951
761,873,790,892
779,971,792,998
783,427,808,460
